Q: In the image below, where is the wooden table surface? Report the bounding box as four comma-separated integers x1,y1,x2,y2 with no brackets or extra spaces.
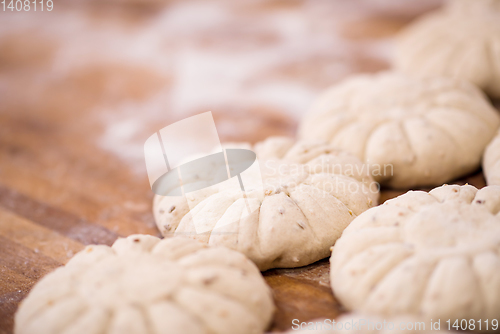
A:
1,0,492,333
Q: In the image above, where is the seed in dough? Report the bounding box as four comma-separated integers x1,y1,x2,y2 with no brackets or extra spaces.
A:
330,184,500,324
299,72,500,189
154,137,379,270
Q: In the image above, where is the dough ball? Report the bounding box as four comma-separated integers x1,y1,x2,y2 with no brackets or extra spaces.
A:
395,0,500,98
15,235,274,334
484,131,500,185
154,137,379,270
286,313,453,333
330,185,500,326
299,72,500,189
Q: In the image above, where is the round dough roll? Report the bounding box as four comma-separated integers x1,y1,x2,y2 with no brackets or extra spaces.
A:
154,137,379,271
394,0,500,98
299,72,500,189
15,235,275,334
330,184,500,328
484,131,500,185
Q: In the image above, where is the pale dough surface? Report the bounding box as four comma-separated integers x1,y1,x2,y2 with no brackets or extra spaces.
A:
15,235,275,334
154,137,379,270
299,72,500,189
330,185,500,327
395,0,500,98
484,131,500,186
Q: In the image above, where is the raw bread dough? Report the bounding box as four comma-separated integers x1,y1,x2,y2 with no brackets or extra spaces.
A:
15,235,274,334
299,72,500,189
286,313,452,333
154,137,379,270
395,0,500,98
484,131,500,185
330,184,500,326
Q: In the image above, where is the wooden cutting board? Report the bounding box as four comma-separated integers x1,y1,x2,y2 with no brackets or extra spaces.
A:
1,0,491,333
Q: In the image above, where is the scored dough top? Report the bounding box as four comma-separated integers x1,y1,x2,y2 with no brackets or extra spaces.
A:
154,137,379,270
395,0,500,98
299,72,500,188
15,235,275,334
330,184,500,323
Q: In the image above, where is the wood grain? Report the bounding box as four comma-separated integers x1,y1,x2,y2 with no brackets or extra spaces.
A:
1,1,492,333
